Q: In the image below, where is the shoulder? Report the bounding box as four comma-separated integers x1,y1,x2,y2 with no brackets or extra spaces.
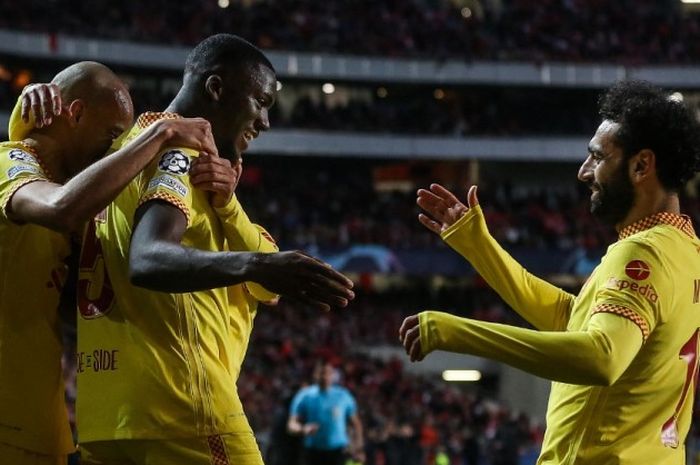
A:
0,143,42,174
334,386,354,400
0,143,50,207
152,148,198,178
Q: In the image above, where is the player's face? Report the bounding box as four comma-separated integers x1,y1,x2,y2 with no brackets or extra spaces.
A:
70,87,133,174
215,63,276,160
578,120,635,226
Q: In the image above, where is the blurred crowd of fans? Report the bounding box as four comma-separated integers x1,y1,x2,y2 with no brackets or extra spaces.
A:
271,89,598,137
62,290,545,465
244,296,542,465
2,0,699,63
235,160,615,254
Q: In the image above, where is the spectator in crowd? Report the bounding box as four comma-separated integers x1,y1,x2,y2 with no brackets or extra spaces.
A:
0,0,698,63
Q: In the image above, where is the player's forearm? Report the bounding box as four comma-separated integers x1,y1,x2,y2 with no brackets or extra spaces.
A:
419,310,642,385
441,207,574,331
350,418,364,451
215,195,278,253
214,196,280,302
129,239,265,292
46,122,170,231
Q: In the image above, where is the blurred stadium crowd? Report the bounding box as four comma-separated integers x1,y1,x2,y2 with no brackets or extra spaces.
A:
63,291,544,465
6,1,700,463
1,0,699,63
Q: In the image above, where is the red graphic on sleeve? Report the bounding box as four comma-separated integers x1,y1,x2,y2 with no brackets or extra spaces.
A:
625,260,650,280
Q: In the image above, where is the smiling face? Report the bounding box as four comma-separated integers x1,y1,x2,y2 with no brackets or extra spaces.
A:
209,62,277,160
578,120,636,226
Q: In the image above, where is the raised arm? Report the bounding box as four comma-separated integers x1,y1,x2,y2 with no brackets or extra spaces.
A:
417,184,574,331
128,200,354,311
400,310,642,386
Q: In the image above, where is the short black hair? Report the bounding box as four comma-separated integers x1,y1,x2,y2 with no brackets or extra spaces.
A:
184,33,275,82
598,80,700,191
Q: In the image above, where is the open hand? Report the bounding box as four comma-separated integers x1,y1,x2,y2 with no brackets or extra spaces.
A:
250,251,355,312
416,184,478,234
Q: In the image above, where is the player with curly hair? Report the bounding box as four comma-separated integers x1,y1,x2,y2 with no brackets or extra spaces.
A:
401,80,700,464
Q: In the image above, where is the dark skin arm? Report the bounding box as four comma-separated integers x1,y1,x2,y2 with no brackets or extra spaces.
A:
129,201,355,311
8,117,217,233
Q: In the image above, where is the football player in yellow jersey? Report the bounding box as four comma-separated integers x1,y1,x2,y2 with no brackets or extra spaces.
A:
0,62,220,465
66,35,355,465
400,80,700,465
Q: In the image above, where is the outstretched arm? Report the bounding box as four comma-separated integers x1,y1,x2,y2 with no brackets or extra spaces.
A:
129,200,354,311
417,184,574,331
400,310,642,386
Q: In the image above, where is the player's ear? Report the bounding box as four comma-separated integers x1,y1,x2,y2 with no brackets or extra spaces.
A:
205,75,223,103
65,99,84,127
630,149,655,183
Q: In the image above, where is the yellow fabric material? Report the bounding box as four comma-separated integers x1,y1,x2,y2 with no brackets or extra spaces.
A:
428,206,700,465
0,142,74,455
215,194,279,304
7,95,34,141
420,311,641,385
80,432,263,465
76,113,262,443
441,206,574,331
0,441,68,465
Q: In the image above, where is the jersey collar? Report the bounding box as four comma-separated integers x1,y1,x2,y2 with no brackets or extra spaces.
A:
618,212,695,240
135,111,181,129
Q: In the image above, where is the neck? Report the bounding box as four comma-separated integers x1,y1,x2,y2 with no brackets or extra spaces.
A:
615,190,680,232
166,88,204,118
22,132,70,182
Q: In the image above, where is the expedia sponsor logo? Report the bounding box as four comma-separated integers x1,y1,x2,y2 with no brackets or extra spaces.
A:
147,175,188,197
625,260,651,280
606,277,658,303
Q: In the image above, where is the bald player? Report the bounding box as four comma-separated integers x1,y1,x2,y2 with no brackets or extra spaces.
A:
0,61,219,465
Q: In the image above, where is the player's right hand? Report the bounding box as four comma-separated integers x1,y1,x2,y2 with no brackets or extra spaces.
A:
248,251,355,312
20,83,62,128
416,184,478,234
302,423,320,436
156,117,219,158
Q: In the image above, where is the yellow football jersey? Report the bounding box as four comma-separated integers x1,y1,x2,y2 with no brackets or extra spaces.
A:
421,206,700,465
0,141,74,454
77,112,276,443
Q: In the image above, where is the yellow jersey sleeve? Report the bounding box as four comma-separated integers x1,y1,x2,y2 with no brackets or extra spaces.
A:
7,93,34,141
138,147,198,226
590,238,666,343
0,144,49,221
215,194,280,304
418,309,642,385
440,205,574,331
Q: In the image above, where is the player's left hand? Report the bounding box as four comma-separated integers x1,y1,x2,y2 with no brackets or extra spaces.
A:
190,153,242,208
399,314,425,362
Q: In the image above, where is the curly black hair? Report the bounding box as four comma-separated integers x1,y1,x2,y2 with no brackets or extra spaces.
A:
598,80,700,191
